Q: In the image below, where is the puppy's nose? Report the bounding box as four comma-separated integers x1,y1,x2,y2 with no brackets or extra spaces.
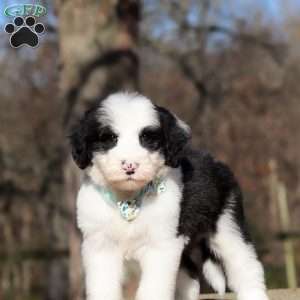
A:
121,160,139,175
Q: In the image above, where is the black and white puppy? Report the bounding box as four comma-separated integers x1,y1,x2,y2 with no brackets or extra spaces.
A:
70,92,269,300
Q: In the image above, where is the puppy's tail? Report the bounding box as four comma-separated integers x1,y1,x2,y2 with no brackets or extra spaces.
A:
203,259,226,295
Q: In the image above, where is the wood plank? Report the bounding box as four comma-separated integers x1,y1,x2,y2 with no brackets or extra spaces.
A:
199,289,300,300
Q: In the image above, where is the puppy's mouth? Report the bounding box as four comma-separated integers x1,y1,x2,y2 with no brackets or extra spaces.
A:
109,176,150,191
125,176,148,184
126,176,138,181
111,173,150,183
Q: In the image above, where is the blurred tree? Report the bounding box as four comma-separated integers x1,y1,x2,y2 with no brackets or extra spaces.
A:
57,1,140,299
1,1,299,298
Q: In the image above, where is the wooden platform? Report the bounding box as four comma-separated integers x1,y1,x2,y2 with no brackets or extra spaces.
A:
199,289,300,300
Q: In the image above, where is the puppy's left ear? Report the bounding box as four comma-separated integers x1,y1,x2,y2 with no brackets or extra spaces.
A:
156,105,191,168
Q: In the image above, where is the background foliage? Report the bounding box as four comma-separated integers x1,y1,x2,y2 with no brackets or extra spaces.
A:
0,0,299,299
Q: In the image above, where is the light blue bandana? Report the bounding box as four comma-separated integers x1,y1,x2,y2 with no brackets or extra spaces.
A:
94,177,166,222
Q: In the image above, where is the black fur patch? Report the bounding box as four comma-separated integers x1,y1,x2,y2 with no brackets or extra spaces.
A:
177,148,252,287
178,148,251,240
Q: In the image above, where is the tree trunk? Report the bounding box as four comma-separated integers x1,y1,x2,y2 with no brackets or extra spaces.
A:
58,1,140,299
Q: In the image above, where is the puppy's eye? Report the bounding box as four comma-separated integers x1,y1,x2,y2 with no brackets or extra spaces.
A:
99,132,118,144
140,127,162,151
141,131,159,141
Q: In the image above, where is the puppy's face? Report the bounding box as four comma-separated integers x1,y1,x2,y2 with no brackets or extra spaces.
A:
70,93,190,192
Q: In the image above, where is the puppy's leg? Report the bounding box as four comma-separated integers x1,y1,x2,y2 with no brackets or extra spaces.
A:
175,269,200,300
202,259,226,295
210,210,269,300
82,239,123,300
136,238,184,300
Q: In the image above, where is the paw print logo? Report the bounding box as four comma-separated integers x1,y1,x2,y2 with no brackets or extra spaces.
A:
4,16,45,48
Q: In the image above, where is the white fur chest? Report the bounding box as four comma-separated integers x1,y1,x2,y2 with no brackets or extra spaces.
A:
76,168,184,260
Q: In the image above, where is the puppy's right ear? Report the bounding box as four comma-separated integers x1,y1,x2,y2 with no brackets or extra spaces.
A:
69,109,99,169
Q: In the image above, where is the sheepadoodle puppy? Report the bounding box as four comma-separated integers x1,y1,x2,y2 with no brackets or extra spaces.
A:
70,92,269,300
